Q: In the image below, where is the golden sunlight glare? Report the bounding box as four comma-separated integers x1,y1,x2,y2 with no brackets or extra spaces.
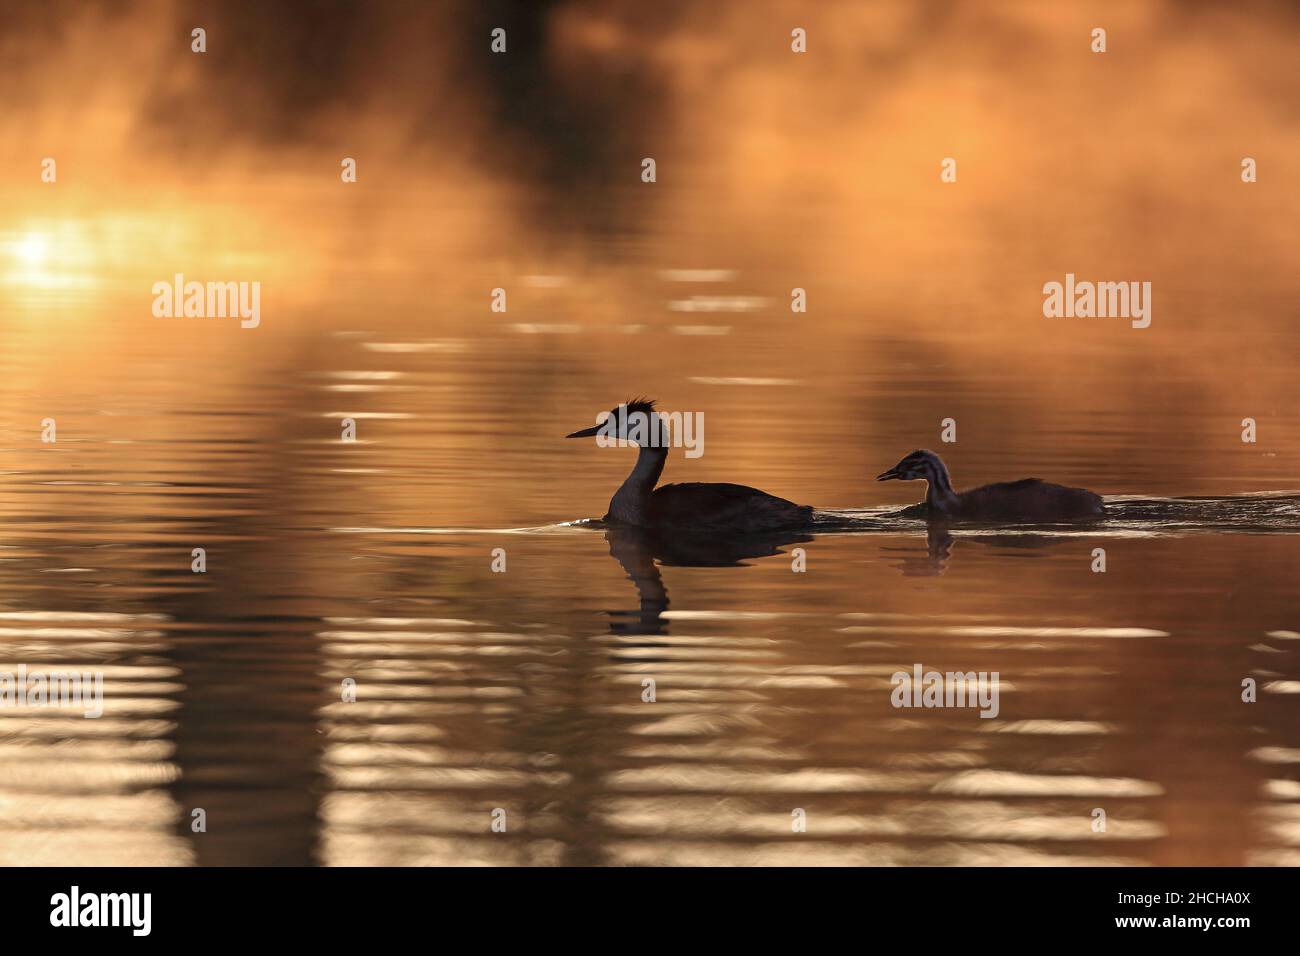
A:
13,232,49,267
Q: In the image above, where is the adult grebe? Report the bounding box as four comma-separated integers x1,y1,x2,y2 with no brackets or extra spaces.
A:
566,399,813,533
876,449,1104,521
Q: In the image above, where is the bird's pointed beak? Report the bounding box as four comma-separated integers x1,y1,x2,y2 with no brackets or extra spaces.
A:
566,424,603,439
876,467,902,481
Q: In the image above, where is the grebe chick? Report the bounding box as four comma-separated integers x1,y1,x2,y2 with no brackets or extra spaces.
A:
876,449,1103,521
566,399,813,533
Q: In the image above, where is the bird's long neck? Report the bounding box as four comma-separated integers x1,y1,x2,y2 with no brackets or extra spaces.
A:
607,444,668,525
922,457,959,513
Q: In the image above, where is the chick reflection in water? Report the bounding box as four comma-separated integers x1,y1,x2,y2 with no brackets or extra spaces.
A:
883,525,956,577
883,525,1078,577
603,525,811,637
567,399,814,533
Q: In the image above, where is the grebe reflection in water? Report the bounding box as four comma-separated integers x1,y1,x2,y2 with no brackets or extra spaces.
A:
602,524,811,636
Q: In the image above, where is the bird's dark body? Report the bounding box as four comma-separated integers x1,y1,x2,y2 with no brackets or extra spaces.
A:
956,478,1103,520
906,478,1104,521
616,482,815,533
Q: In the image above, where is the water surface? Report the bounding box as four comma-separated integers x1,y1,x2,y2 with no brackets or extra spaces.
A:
1,317,1297,867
